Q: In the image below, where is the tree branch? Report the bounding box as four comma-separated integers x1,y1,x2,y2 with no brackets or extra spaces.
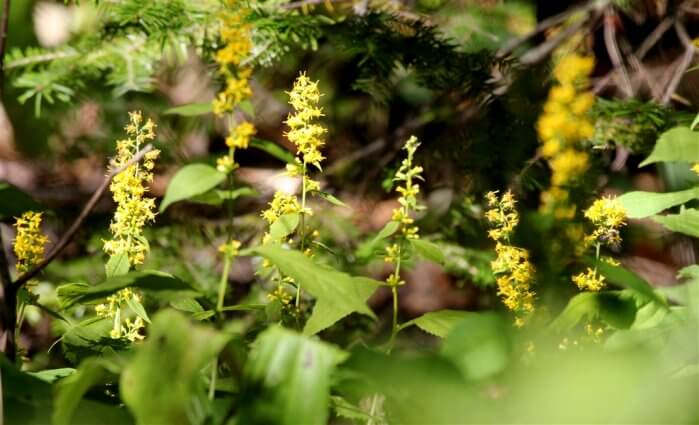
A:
10,144,155,291
603,9,633,98
660,21,695,105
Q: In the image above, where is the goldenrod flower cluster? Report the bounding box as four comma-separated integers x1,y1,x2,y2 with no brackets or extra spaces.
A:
261,192,303,226
103,111,160,266
485,191,535,324
285,72,327,170
95,288,145,342
384,136,424,287
212,1,256,174
572,196,627,292
212,0,253,116
537,54,595,218
13,211,49,279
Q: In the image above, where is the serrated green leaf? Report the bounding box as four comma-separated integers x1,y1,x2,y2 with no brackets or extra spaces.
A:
400,309,473,337
617,187,699,218
250,138,295,163
160,164,226,212
57,270,199,309
254,246,379,334
410,239,444,264
240,326,346,425
640,127,699,166
269,213,300,240
652,208,699,238
163,102,213,116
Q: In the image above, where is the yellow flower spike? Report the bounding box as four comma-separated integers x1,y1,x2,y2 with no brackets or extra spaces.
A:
13,211,49,282
583,196,627,248
486,192,536,324
285,72,327,170
104,112,159,267
573,268,606,291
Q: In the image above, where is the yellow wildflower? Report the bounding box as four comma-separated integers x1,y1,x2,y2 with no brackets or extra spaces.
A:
225,121,256,149
13,211,49,277
572,267,605,291
486,191,535,323
285,72,327,170
95,288,146,341
103,111,160,266
584,196,627,248
261,192,302,225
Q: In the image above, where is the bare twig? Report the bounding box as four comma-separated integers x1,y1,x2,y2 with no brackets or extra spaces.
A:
603,9,633,98
661,22,695,105
497,1,597,59
518,11,599,65
10,144,155,291
635,17,672,60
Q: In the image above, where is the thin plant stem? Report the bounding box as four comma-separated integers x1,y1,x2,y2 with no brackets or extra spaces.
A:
217,255,232,312
208,357,218,400
296,160,308,308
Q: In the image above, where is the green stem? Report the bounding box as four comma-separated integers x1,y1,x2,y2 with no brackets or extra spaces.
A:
217,254,232,312
296,160,308,308
208,357,218,400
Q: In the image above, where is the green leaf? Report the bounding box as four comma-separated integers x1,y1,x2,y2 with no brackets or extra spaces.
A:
250,138,295,163
640,126,699,166
254,246,379,335
315,191,349,208
126,296,151,324
170,298,204,313
160,164,226,212
551,291,637,332
400,309,473,337
163,102,213,116
0,182,44,221
1,355,53,425
652,208,699,238
269,213,300,240
617,187,699,218
188,187,258,206
409,239,445,264
29,368,75,383
240,326,346,425
441,312,510,380
691,113,699,131
121,310,232,425
105,252,130,277
356,220,400,260
57,270,200,309
53,358,124,425
596,261,666,306
60,318,131,364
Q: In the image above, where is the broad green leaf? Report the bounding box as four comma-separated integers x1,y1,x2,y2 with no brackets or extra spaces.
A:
29,368,75,383
596,261,666,306
652,208,699,238
163,102,213,116
269,213,300,240
254,246,379,335
160,164,226,212
170,298,205,313
1,355,53,425
61,318,129,364
356,220,400,260
120,310,231,425
250,138,295,163
400,309,473,337
315,191,349,208
551,291,637,333
53,358,125,425
640,127,699,166
410,239,445,264
617,187,699,218
441,313,510,380
57,270,200,309
105,252,130,277
240,326,346,425
188,187,258,206
0,182,43,221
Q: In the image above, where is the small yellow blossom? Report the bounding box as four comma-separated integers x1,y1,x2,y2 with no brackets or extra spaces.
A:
218,240,241,258
285,72,327,170
225,121,256,149
584,196,627,248
572,267,605,291
96,288,146,341
13,211,49,278
261,192,302,224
